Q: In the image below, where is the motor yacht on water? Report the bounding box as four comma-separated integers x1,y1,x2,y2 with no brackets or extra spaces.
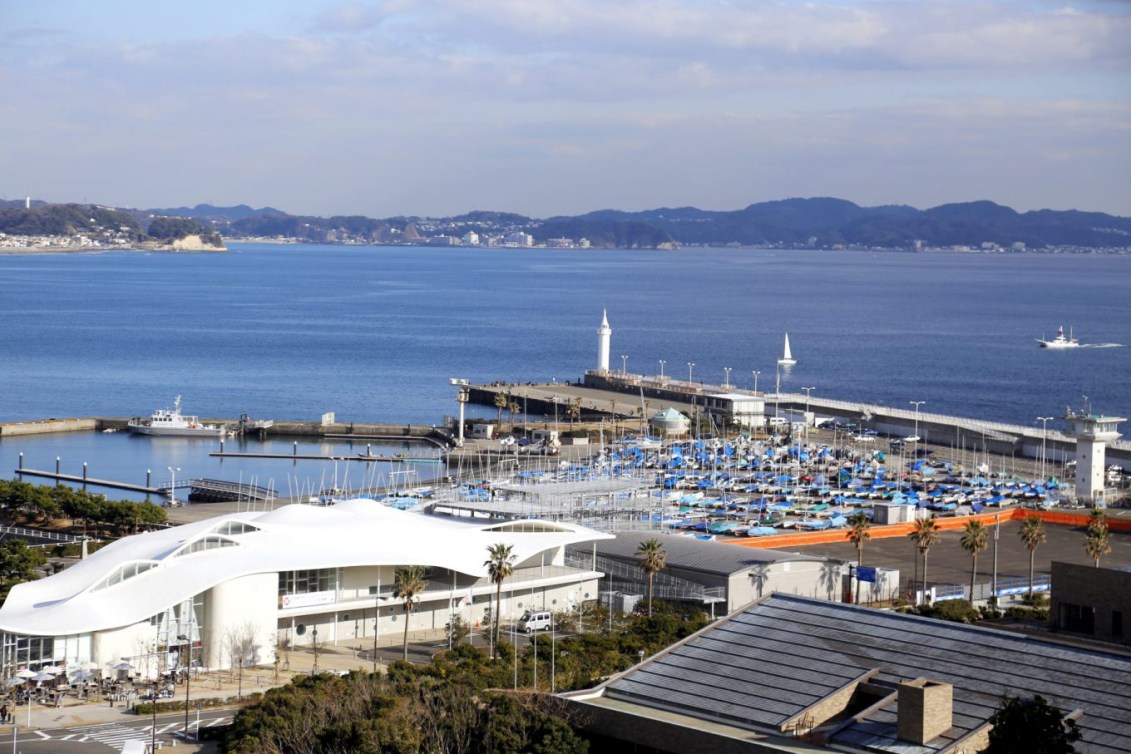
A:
1036,326,1080,349
127,396,227,437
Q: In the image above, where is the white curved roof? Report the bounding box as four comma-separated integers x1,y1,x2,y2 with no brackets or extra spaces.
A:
0,501,612,637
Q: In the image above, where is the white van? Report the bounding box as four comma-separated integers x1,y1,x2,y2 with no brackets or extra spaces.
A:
767,417,788,428
518,610,552,633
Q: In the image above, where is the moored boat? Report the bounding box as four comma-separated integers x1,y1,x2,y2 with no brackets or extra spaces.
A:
128,396,226,437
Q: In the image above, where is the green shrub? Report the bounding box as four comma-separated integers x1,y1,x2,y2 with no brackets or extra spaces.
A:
920,599,980,624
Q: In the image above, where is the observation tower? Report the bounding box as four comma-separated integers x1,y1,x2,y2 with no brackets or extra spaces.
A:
1064,403,1125,504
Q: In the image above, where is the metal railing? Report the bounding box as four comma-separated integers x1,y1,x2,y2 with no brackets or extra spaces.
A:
0,524,89,544
565,551,726,604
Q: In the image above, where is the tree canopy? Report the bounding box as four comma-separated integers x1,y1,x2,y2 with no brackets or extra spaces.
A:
981,694,1081,754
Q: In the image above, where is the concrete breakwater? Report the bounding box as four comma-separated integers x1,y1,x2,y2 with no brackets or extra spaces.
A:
0,417,456,448
469,376,1131,469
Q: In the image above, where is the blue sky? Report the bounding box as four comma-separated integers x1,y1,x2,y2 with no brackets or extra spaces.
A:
2,0,1128,217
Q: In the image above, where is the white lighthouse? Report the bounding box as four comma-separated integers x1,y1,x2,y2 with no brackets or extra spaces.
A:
1064,405,1125,505
597,310,612,373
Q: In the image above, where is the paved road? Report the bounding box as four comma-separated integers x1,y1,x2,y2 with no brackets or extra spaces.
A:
0,709,230,752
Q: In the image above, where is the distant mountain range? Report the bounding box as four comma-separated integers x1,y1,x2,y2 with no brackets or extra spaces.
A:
4,198,1130,250
143,203,288,221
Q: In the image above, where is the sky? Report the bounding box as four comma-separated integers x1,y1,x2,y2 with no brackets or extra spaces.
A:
2,0,1129,218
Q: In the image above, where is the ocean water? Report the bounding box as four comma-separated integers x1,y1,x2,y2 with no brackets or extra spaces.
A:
0,243,1128,496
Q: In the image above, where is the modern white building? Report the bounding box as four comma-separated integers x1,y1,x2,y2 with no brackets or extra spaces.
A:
0,501,611,679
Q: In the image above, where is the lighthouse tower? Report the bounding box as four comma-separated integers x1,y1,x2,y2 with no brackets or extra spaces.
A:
1064,405,1125,505
597,310,612,373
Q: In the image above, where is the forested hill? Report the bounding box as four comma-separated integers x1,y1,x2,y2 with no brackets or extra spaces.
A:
5,198,1129,249
562,198,1131,249
0,204,145,238
222,198,1131,249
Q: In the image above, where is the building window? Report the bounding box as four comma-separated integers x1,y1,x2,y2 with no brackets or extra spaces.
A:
174,535,238,557
279,568,338,598
90,561,158,592
1058,603,1095,635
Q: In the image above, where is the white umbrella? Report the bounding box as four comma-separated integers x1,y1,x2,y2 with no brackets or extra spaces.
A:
78,661,100,671
68,669,94,682
3,677,24,688
110,661,134,671
40,665,64,674
15,670,36,680
32,672,55,684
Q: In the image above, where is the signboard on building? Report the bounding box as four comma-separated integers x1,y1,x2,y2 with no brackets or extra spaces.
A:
281,591,336,609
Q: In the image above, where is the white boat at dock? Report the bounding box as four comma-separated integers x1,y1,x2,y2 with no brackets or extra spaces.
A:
777,332,796,366
1036,326,1080,349
127,396,227,437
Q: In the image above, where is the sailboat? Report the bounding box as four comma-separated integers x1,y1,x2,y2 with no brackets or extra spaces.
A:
777,333,796,366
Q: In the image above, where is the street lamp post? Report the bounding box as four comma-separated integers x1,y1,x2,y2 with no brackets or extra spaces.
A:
752,370,760,393
801,386,815,416
992,513,1001,605
177,634,192,742
620,354,628,376
687,362,695,384
373,593,380,673
909,401,926,441
167,466,180,507
658,360,666,380
1036,416,1053,481
450,378,470,446
723,367,732,389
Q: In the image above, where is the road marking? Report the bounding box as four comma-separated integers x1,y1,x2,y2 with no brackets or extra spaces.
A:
34,731,50,739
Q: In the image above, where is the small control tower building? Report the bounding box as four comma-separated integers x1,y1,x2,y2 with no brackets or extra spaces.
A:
1064,404,1125,504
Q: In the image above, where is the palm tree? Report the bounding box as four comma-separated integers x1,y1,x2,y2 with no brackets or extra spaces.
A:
960,519,989,601
846,512,871,604
484,543,516,658
567,398,581,428
393,565,427,661
636,539,667,617
508,401,521,431
1084,507,1112,568
494,391,508,428
908,515,941,605
1019,514,1047,599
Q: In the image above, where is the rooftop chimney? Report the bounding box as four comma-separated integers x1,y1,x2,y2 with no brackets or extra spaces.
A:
898,679,953,745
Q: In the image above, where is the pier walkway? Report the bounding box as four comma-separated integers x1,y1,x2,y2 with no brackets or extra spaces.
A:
468,375,1131,466
14,468,161,495
178,478,277,504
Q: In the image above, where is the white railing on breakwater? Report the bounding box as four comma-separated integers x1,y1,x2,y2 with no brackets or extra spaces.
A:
590,370,1130,454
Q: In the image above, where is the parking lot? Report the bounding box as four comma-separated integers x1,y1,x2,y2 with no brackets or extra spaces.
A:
785,516,1131,597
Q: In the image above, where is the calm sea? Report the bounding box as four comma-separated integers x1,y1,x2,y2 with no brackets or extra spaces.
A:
1,243,1128,497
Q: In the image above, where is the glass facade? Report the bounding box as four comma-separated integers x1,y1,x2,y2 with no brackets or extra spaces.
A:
1,632,91,676
278,568,339,599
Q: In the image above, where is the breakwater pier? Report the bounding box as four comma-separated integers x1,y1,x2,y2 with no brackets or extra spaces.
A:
465,372,1131,469
0,416,456,447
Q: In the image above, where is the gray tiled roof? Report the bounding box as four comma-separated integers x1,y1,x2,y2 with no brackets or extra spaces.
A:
586,531,829,577
602,594,1131,754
